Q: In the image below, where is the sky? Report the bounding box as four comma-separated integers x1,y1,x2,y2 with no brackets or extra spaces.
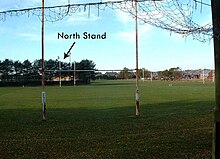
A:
0,0,214,72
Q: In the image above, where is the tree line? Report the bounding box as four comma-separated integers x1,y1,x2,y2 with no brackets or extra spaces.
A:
0,59,96,86
0,58,183,86
97,67,182,80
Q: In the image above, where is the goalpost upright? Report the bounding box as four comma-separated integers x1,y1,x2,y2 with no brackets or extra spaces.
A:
41,0,46,121
135,0,140,116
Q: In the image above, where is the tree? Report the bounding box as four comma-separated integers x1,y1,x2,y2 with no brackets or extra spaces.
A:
162,69,172,80
23,59,32,82
140,68,151,79
119,67,134,79
32,59,42,81
160,67,182,80
169,67,182,80
1,59,14,81
76,59,96,84
45,59,58,81
14,60,23,81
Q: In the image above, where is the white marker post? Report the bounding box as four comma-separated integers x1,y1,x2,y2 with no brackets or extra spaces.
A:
203,69,205,84
69,53,74,85
59,59,62,87
58,56,62,87
42,91,46,118
213,70,215,83
151,72,153,83
74,61,76,86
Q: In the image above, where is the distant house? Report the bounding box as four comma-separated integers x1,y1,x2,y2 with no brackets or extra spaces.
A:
95,72,119,80
151,72,160,80
105,72,119,78
52,76,71,81
182,69,213,80
208,70,215,80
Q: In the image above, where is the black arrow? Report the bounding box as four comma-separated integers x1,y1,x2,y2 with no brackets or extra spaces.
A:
64,42,76,59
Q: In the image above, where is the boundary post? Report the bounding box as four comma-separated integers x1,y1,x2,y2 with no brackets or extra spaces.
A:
211,0,220,158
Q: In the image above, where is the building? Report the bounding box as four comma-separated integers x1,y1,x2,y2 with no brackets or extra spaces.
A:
182,69,214,80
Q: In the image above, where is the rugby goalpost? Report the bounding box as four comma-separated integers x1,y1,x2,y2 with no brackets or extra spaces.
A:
41,0,220,157
40,0,141,118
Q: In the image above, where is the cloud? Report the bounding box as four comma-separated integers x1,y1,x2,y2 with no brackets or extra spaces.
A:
18,33,57,42
0,0,71,11
66,12,100,25
113,1,135,25
18,33,39,41
116,32,133,42
116,10,133,25
102,0,122,1
115,25,152,43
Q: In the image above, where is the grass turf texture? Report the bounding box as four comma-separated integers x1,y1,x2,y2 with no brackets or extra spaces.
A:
0,80,214,158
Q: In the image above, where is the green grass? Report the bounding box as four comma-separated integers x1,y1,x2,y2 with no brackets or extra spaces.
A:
0,80,215,158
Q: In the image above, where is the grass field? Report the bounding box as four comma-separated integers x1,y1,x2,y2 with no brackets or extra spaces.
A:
0,80,215,158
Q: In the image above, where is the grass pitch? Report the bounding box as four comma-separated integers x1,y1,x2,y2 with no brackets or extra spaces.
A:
0,80,214,158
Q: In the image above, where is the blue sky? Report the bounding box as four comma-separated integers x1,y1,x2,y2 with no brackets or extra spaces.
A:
0,0,214,71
